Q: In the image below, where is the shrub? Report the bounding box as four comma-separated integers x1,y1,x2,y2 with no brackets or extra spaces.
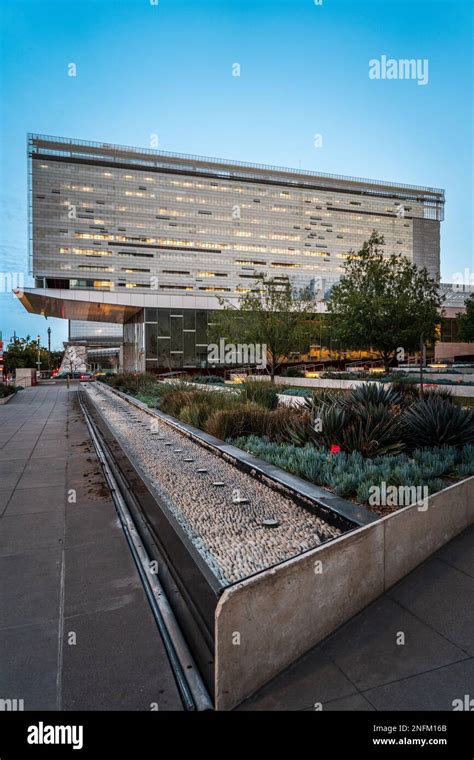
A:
0,385,16,398
421,386,455,402
238,379,279,410
266,407,314,444
282,367,305,378
180,402,214,429
205,404,269,440
281,388,313,397
403,397,474,449
106,372,159,397
389,377,420,405
159,385,239,422
203,403,307,442
191,375,224,385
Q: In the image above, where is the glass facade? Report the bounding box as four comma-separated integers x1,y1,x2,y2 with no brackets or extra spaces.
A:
144,307,214,369
29,134,444,299
28,135,446,368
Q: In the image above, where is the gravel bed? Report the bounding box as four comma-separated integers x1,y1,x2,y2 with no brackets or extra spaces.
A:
86,383,342,585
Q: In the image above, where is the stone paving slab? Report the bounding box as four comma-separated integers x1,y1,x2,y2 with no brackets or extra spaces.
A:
0,490,13,516
0,546,62,628
363,658,474,711
238,524,474,710
319,597,468,690
63,535,145,619
0,385,183,711
5,485,66,516
434,525,474,578
0,511,65,556
0,622,59,710
388,558,474,656
62,602,182,711
237,647,357,710
321,694,375,711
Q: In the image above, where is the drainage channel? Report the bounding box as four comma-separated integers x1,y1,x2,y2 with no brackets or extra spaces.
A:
85,381,346,587
78,390,213,712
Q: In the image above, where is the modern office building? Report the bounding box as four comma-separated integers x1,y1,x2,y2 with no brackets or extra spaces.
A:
17,134,445,371
435,283,474,361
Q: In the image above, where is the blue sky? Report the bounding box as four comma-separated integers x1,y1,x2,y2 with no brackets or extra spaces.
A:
0,0,472,350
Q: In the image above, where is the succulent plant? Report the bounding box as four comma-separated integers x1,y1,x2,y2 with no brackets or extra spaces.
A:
343,382,403,409
403,397,474,449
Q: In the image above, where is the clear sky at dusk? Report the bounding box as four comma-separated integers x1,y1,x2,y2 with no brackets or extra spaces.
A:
0,0,472,349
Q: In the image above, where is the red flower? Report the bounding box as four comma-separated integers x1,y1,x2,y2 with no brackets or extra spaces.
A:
330,444,341,454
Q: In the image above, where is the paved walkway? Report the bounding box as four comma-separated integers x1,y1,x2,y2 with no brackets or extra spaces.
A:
238,527,474,710
2,385,472,712
0,384,183,711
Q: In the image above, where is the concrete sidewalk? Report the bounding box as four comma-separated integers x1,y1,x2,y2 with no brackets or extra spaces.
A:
0,384,183,711
2,385,472,712
238,525,474,710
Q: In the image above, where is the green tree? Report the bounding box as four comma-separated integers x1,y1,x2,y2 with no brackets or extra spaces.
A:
210,274,318,382
457,292,474,342
327,232,443,371
4,335,61,372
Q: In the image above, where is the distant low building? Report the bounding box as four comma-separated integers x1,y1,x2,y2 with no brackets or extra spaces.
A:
436,284,474,361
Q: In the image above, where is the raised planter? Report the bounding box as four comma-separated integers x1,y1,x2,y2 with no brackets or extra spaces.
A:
91,382,474,710
0,392,15,405
250,375,474,397
215,475,473,709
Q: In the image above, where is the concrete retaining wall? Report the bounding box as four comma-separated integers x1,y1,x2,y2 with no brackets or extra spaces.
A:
249,375,474,397
215,475,474,710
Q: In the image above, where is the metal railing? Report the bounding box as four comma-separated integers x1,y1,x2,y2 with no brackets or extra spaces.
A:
28,134,445,197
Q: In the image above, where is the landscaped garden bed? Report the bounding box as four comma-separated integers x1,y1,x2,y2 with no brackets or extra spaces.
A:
95,373,474,709
99,374,474,515
0,385,17,404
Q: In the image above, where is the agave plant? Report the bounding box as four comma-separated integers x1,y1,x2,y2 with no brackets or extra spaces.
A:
311,403,350,449
389,377,420,405
342,382,403,409
403,397,474,449
341,402,405,457
421,386,455,403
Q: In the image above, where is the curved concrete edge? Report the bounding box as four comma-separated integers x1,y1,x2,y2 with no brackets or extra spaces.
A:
214,475,474,711
214,520,384,711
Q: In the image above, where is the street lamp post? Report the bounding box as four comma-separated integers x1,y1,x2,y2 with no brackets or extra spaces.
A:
47,327,51,372
36,335,41,379
419,332,424,395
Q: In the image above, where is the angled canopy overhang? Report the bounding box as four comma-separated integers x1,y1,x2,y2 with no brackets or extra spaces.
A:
14,288,142,324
